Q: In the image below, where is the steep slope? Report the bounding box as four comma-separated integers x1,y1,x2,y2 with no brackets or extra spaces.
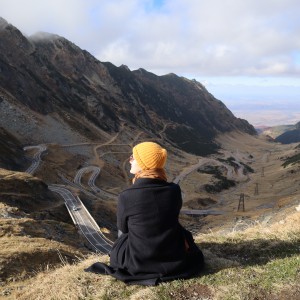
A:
275,121,300,144
0,127,27,171
130,69,255,154
0,168,88,282
0,17,256,156
257,122,300,140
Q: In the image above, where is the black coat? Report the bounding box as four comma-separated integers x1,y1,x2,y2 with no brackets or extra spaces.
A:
87,178,204,285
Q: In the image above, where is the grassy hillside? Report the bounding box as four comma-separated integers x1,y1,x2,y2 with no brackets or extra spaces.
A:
1,130,300,299
0,168,89,286
2,205,299,300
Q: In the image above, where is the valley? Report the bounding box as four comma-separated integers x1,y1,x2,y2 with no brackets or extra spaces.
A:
1,127,299,299
0,17,299,299
24,126,300,238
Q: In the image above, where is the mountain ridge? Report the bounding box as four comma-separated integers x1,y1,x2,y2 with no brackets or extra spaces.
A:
275,121,300,144
0,17,256,156
257,121,300,144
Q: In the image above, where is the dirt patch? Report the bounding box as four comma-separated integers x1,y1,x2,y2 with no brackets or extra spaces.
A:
269,284,300,300
34,144,89,184
169,283,213,300
246,283,300,300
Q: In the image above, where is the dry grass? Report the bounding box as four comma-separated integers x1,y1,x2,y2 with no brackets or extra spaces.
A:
1,208,299,300
4,255,157,300
1,132,300,299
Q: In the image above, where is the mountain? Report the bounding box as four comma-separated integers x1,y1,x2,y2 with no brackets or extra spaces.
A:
275,121,300,144
1,18,300,298
257,122,300,144
0,17,256,157
256,124,296,139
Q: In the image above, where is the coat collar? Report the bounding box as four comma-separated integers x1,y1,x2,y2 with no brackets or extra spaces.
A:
134,178,167,185
125,178,169,191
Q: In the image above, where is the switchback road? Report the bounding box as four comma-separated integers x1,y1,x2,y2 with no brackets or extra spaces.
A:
74,166,101,193
73,166,117,199
49,185,113,254
180,209,225,215
24,144,47,175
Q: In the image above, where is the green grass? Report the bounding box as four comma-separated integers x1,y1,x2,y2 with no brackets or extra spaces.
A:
218,157,254,174
85,232,300,300
198,165,236,193
282,152,300,168
7,215,300,300
240,161,254,174
153,233,300,300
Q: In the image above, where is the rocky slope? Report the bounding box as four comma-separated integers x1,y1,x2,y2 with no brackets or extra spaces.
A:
0,17,256,156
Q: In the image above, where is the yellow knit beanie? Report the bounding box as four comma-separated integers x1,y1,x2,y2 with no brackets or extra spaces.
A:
133,142,167,170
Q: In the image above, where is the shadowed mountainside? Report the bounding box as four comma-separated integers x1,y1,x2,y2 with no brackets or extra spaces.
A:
257,122,300,144
275,121,300,144
0,17,256,156
0,127,27,171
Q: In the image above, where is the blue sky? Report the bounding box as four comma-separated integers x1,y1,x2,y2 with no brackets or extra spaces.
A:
0,0,299,127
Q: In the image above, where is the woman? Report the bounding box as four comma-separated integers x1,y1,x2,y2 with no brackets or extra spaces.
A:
86,142,205,285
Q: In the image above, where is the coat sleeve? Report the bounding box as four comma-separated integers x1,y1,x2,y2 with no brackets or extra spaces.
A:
117,193,128,233
175,183,183,212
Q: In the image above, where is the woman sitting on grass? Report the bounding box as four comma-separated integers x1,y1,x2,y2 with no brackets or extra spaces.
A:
86,141,205,285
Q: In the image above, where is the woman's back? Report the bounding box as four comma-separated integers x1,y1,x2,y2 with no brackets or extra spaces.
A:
112,178,186,274
86,142,204,285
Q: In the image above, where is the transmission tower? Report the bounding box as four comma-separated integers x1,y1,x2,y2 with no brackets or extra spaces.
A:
254,183,259,195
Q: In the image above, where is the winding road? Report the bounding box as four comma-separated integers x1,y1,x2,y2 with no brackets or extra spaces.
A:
74,166,101,192
73,166,118,199
180,209,225,215
24,144,47,174
24,131,240,251
49,185,113,253
23,145,114,253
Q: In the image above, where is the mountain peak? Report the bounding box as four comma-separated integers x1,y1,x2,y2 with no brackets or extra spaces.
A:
29,31,62,42
0,17,9,29
119,64,131,72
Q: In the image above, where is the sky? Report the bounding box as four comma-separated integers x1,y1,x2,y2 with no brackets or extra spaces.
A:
0,0,299,127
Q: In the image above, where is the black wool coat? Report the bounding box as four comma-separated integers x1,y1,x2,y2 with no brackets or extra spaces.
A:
87,178,204,285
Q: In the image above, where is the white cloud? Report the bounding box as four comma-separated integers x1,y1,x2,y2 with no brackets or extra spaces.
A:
1,0,299,126
1,0,299,77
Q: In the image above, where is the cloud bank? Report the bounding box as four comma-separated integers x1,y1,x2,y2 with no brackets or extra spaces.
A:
1,0,299,77
1,0,299,126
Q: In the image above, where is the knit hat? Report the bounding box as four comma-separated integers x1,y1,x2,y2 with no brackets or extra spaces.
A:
133,142,167,170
